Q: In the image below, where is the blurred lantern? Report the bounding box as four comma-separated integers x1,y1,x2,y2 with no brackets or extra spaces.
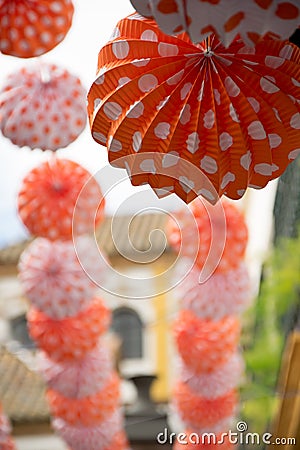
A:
52,410,127,450
130,1,300,47
0,0,74,58
47,373,120,426
18,237,106,319
173,382,237,429
0,405,16,450
18,158,105,240
39,344,112,399
174,310,240,373
27,298,111,362
0,63,86,151
88,13,300,204
173,429,234,449
180,263,251,319
168,199,248,273
180,353,244,399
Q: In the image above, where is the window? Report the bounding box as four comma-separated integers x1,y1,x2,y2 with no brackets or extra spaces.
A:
111,307,143,359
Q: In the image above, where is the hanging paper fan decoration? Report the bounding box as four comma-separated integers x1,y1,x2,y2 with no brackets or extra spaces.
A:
173,429,234,449
173,382,237,429
47,373,120,426
18,236,107,319
38,344,112,398
18,158,105,240
130,1,300,47
180,353,244,399
88,13,300,204
0,63,86,151
174,310,240,373
52,410,125,450
27,298,111,362
168,199,248,273
0,0,74,58
180,263,252,319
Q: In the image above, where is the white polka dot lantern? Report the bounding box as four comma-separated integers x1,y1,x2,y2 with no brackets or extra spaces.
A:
88,13,300,204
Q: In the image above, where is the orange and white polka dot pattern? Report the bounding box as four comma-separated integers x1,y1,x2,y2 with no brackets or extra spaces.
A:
18,158,105,240
130,0,299,47
88,13,300,204
0,0,74,58
0,63,86,151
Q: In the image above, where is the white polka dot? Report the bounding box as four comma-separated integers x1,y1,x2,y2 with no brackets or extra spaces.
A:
167,69,184,85
158,43,179,57
138,74,158,92
264,56,284,69
200,156,218,174
237,189,246,197
154,122,171,139
126,101,144,119
109,137,122,152
118,77,131,87
95,73,105,85
140,159,156,173
180,104,191,125
109,26,120,40
288,148,300,160
181,83,193,100
224,77,240,97
186,132,200,154
279,44,293,60
247,97,260,113
260,77,279,93
248,121,266,140
219,132,233,151
162,152,179,168
197,188,216,202
94,98,102,109
132,131,142,152
203,110,215,129
240,151,252,170
254,163,278,176
221,172,235,189
198,81,204,101
112,40,130,59
131,58,150,67
229,104,239,122
179,176,194,193
290,113,300,129
103,102,122,120
268,134,282,149
141,30,158,41
92,132,106,144
154,187,174,198
213,89,221,105
292,78,300,87
156,96,170,111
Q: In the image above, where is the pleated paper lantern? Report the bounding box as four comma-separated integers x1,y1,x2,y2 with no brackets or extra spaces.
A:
28,298,111,362
180,263,251,319
18,237,107,319
180,353,244,399
0,0,74,58
47,373,120,426
52,410,125,450
174,310,240,373
39,344,112,398
168,199,248,273
0,64,86,150
18,158,105,240
88,13,300,204
130,0,299,47
173,382,237,429
173,429,234,449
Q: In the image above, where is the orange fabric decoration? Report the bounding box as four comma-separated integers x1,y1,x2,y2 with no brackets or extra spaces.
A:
173,382,237,429
173,310,240,373
18,158,105,240
130,0,299,46
0,64,86,151
0,0,74,58
28,298,111,362
47,373,120,426
168,199,248,273
88,13,300,204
